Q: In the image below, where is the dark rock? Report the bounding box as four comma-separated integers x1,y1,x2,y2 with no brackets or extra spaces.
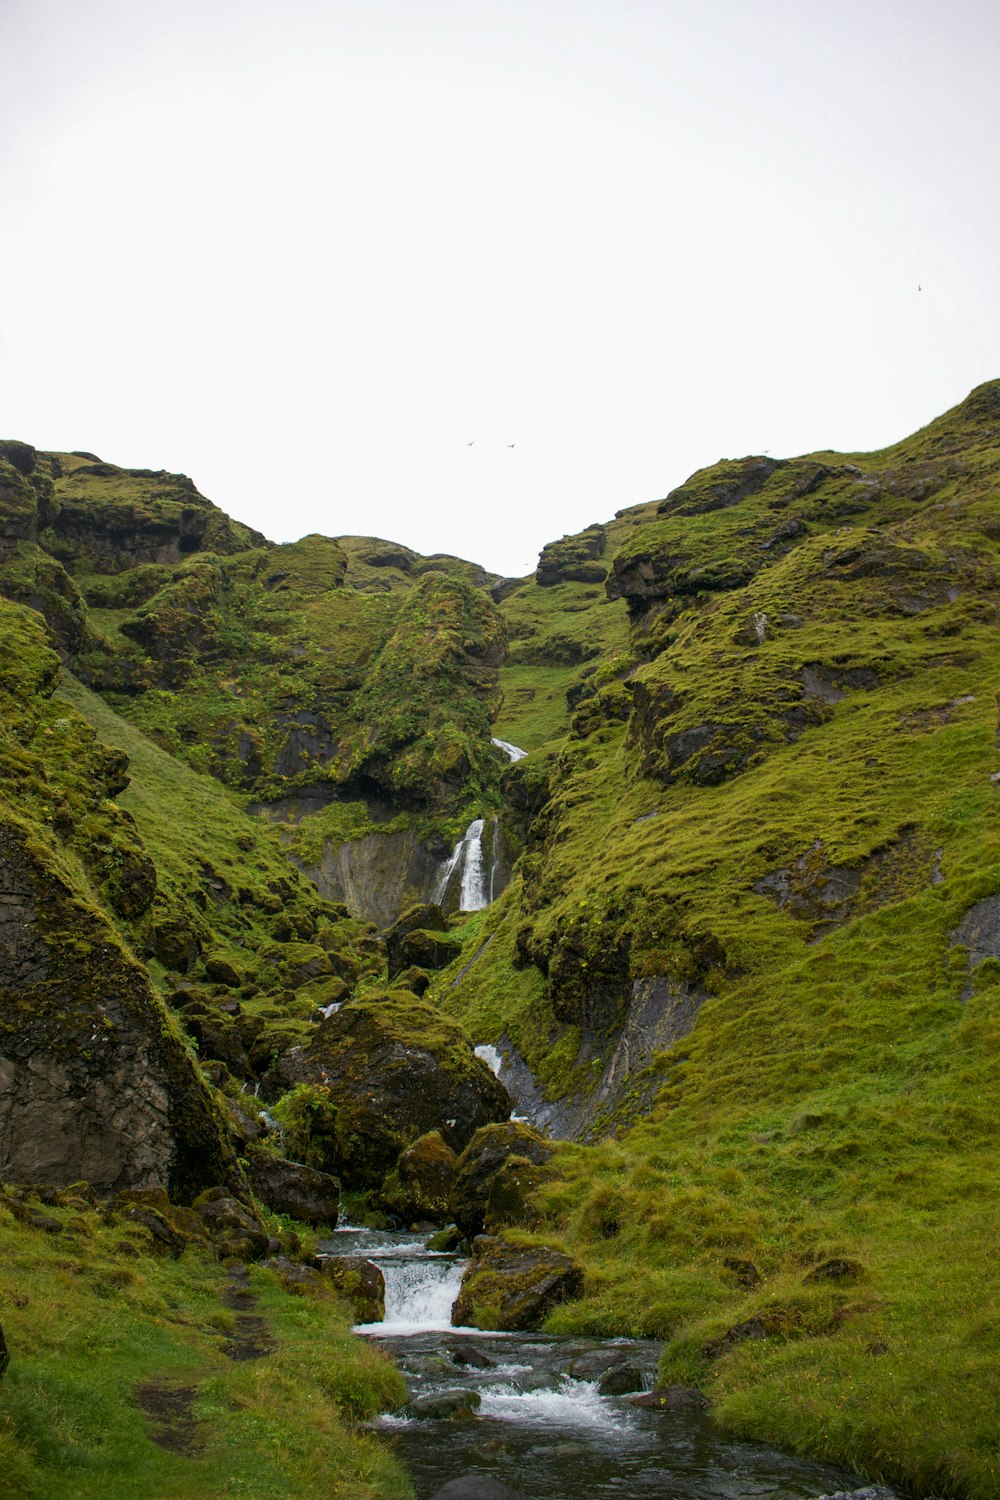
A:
275,995,509,1188
631,1386,708,1411
244,1145,340,1226
0,821,242,1202
261,1255,328,1295
427,1224,466,1253
0,1322,8,1377
452,1235,584,1331
723,1256,761,1289
382,1131,457,1224
319,1255,385,1321
597,1363,645,1395
204,955,242,987
563,1349,628,1379
429,1481,529,1500
407,1388,482,1420
535,524,607,587
400,928,462,972
445,1341,495,1369
384,903,447,977
451,1122,554,1239
194,1189,269,1260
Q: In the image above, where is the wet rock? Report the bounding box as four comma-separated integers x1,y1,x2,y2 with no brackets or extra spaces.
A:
451,1122,555,1239
407,1387,482,1420
563,1349,628,1379
275,994,509,1188
427,1224,466,1253
430,1479,529,1500
319,1255,385,1321
381,1131,457,1224
632,1386,708,1411
445,1341,495,1369
597,1362,645,1395
452,1235,584,1331
244,1145,341,1226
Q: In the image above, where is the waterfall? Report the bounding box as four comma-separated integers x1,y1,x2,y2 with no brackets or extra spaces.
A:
380,1255,467,1332
474,1043,504,1077
492,737,528,763
436,816,497,911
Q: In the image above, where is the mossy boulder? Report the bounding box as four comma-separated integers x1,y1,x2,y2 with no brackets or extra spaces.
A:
320,1255,385,1321
193,1187,269,1260
399,928,462,972
275,994,510,1188
450,1122,555,1239
0,819,243,1203
384,902,446,977
244,1144,341,1226
451,1234,584,1331
381,1131,458,1224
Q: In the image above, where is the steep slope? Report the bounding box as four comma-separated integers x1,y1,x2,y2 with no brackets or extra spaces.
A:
434,380,1000,1495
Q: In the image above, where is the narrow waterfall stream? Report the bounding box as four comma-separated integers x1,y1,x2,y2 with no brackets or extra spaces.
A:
322,1225,886,1500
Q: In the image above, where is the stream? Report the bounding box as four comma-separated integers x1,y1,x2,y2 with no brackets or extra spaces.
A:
320,1225,887,1500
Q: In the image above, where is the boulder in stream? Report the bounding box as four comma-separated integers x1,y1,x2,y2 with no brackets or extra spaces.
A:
407,1387,482,1420
451,1121,555,1238
381,1130,458,1224
319,1254,385,1321
451,1234,584,1331
429,1478,530,1500
273,994,510,1188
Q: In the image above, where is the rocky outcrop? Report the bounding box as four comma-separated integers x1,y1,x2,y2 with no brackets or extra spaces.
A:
381,1131,458,1224
535,525,607,586
244,1145,341,1226
270,994,510,1187
320,1255,385,1321
450,1122,554,1238
452,1234,584,1331
0,819,242,1203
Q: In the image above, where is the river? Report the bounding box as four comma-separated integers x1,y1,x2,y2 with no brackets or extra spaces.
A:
321,1224,889,1500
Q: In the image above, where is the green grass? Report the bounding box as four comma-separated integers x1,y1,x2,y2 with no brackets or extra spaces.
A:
0,1197,410,1499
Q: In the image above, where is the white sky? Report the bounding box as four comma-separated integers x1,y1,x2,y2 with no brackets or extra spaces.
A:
1,0,998,577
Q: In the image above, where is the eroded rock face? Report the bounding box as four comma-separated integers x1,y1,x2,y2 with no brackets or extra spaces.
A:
451,1234,583,1331
274,994,510,1188
0,820,241,1203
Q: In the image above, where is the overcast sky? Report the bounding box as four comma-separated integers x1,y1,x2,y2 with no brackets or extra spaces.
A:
2,0,997,577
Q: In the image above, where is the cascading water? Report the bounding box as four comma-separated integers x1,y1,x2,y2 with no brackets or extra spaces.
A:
323,1222,885,1500
492,737,528,763
435,816,499,912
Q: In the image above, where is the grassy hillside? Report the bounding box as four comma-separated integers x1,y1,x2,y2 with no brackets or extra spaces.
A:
434,381,1000,1496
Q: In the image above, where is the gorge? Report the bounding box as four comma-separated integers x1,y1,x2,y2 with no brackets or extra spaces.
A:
3,383,1000,1497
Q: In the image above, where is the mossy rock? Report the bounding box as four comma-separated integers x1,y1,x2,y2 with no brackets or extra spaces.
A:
450,1122,555,1238
275,994,510,1188
320,1255,385,1321
381,1131,458,1225
451,1234,584,1331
